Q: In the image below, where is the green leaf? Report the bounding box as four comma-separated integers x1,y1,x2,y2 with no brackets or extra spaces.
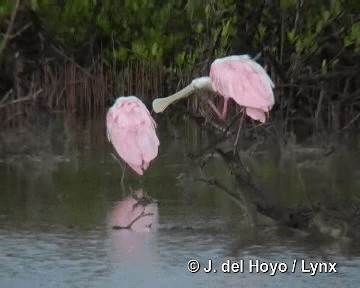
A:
115,48,128,62
322,10,330,22
316,20,323,34
151,42,158,57
287,29,296,44
279,0,296,11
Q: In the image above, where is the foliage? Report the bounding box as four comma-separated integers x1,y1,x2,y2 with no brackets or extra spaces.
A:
0,0,359,133
1,0,358,71
0,1,13,20
24,0,238,69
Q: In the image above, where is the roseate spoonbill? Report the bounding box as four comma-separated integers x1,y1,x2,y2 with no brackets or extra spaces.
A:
152,55,275,123
106,96,159,175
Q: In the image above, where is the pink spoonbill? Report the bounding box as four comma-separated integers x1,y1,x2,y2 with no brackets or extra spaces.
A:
106,96,160,175
152,55,275,123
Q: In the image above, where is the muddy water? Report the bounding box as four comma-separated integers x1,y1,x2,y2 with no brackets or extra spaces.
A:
0,115,359,287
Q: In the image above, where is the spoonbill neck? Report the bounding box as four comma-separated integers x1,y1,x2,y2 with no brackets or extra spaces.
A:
152,77,212,113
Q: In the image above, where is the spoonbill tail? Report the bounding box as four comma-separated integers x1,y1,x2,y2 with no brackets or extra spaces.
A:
106,96,159,175
152,55,275,123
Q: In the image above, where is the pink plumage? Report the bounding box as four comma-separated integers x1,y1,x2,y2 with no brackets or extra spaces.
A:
209,55,274,123
106,96,159,175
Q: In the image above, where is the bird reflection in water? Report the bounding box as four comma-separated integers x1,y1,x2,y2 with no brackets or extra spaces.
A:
108,190,159,262
109,189,158,232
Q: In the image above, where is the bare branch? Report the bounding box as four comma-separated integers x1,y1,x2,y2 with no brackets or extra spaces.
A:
0,89,42,109
4,22,32,40
0,0,22,58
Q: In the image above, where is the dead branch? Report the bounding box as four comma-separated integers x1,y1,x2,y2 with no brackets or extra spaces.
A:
297,68,360,82
0,89,13,105
50,44,96,81
0,89,42,109
4,22,32,40
340,112,360,131
0,0,22,58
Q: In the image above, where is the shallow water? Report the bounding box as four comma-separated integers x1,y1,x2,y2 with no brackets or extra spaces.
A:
1,116,359,287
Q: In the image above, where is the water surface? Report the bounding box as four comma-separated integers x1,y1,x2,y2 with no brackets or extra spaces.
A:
1,116,359,287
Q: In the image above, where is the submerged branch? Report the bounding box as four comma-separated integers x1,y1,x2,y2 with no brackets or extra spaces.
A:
126,211,154,229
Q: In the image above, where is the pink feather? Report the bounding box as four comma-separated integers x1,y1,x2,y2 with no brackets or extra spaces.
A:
106,96,159,175
209,55,274,122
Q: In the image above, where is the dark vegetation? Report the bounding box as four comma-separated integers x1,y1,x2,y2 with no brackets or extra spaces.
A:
0,0,359,136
